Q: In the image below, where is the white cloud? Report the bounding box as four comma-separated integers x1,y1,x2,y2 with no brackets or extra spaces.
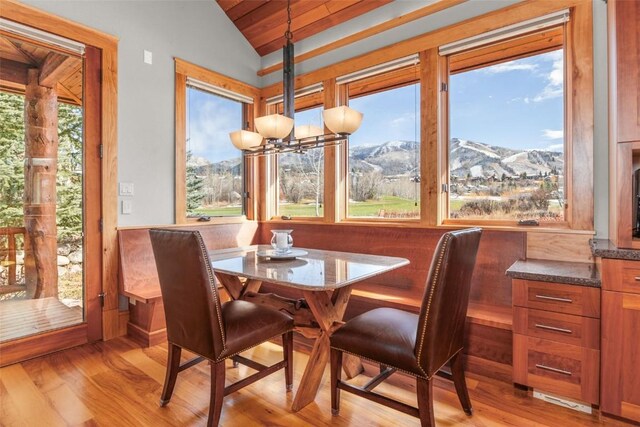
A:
187,97,240,158
533,53,564,102
542,129,564,139
389,113,415,127
483,61,538,74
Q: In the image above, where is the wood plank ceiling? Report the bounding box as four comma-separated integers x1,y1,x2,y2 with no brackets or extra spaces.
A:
217,0,393,56
0,33,83,105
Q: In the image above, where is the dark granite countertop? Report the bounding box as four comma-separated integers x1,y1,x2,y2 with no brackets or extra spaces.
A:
591,238,640,261
506,259,600,287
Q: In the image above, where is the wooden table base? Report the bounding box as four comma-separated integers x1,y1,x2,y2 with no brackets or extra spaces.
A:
214,272,359,411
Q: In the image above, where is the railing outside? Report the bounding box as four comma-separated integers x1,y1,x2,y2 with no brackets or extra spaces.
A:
0,227,27,296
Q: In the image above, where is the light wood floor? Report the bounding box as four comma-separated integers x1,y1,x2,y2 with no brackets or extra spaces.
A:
0,297,82,342
0,337,633,426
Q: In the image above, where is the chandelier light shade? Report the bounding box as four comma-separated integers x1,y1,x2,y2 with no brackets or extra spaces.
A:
229,130,263,150
295,124,324,139
254,114,295,140
228,0,362,157
323,106,364,135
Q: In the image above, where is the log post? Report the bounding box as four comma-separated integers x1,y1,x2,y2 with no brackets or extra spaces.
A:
23,68,58,299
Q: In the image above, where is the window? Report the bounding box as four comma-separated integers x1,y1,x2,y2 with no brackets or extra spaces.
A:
175,59,260,223
347,78,420,219
277,106,325,218
186,86,244,217
446,28,566,223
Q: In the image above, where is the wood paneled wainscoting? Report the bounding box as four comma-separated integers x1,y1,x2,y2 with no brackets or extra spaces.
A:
258,223,523,381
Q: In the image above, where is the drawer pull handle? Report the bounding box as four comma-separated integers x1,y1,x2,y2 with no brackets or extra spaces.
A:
535,324,573,334
635,276,640,282
535,295,573,303
535,364,572,376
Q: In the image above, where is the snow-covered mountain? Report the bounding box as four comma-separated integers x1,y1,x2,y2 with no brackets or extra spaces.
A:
200,138,563,179
449,138,563,178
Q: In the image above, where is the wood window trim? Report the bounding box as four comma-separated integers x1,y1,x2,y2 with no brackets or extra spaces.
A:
174,58,260,224
260,0,594,232
441,6,593,231
449,26,564,74
342,72,422,222
442,31,570,227
260,0,589,99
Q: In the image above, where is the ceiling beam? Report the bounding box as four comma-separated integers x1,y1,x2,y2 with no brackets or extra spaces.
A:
6,38,39,65
39,51,76,88
0,58,29,85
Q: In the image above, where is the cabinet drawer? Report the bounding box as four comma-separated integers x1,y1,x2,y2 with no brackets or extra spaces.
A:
513,307,599,349
603,258,640,294
513,334,599,404
512,279,600,318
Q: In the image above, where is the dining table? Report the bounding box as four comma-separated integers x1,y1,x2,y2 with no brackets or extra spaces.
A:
209,244,409,412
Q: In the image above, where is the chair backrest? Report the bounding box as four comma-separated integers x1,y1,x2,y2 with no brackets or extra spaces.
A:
149,229,226,359
414,228,482,377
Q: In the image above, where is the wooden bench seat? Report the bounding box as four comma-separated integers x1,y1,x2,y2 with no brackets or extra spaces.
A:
349,285,512,330
118,222,519,382
117,222,258,346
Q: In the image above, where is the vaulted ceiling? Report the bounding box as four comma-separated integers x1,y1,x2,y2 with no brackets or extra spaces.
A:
216,0,393,56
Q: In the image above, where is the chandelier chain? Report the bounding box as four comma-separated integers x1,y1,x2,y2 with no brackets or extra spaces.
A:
285,0,293,41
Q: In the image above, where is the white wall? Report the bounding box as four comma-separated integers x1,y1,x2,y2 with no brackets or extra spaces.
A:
22,0,261,226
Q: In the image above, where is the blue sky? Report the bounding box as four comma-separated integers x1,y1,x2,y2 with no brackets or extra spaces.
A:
450,49,564,151
187,49,564,164
187,86,242,163
348,84,419,148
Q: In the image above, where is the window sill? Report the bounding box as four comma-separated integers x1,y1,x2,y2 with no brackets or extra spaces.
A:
117,216,251,230
260,218,595,235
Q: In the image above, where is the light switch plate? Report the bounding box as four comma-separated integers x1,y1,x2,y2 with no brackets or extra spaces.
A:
119,182,134,196
121,200,133,215
144,50,152,65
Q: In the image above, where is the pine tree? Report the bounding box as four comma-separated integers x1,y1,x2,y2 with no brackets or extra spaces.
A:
56,103,83,241
0,93,25,228
186,151,205,213
1,92,83,241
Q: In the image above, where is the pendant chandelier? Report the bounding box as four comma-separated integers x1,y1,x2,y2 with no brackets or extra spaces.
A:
229,0,363,157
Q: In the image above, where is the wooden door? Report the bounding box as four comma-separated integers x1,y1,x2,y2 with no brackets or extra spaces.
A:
601,290,640,422
0,45,103,366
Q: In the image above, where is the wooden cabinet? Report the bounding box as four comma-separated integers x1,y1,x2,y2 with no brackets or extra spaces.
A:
609,0,640,249
512,279,600,404
601,259,640,422
610,0,640,144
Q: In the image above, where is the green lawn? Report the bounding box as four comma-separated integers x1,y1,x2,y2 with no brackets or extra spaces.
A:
193,196,420,218
348,196,418,217
279,196,419,218
193,206,242,216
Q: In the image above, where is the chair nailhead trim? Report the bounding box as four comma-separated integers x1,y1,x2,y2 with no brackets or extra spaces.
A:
415,233,451,377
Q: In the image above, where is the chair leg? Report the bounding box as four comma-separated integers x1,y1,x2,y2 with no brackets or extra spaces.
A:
208,360,226,427
330,348,343,416
160,343,182,407
450,352,473,415
416,377,435,427
282,331,294,391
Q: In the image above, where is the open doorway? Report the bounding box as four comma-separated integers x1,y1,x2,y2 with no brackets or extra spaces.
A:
0,30,86,342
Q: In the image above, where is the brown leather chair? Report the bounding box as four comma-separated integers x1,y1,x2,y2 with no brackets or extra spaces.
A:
149,229,294,427
330,228,482,427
